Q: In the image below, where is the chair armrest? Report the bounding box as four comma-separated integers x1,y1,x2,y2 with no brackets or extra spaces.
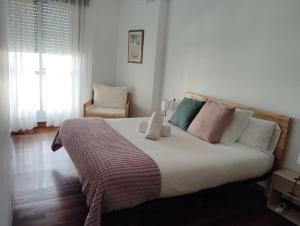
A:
83,99,92,117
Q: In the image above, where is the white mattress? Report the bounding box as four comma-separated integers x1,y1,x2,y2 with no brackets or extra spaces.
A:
106,118,274,198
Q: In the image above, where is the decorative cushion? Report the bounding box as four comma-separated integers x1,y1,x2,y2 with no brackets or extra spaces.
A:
93,83,127,108
168,98,206,131
86,105,126,118
238,117,276,151
220,109,253,144
188,101,235,143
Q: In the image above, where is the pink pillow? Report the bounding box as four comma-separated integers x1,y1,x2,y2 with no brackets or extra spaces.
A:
188,101,235,143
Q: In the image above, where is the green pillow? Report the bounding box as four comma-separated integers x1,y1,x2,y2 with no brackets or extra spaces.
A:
169,98,206,131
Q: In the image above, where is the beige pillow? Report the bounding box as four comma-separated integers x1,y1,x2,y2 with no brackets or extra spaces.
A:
188,101,235,143
220,109,253,144
93,83,127,108
238,117,276,151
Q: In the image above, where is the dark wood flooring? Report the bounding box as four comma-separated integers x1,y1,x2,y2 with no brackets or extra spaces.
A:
12,130,296,226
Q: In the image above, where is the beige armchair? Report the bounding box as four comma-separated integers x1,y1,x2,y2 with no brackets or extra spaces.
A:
83,84,130,118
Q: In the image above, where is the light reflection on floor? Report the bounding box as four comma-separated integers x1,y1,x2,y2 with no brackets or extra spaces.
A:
12,130,78,193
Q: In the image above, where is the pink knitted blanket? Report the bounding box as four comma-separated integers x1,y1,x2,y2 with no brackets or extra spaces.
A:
52,118,161,226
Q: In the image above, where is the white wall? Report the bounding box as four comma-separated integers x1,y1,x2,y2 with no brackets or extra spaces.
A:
116,0,168,116
151,0,169,113
90,0,120,86
162,0,300,171
0,0,12,225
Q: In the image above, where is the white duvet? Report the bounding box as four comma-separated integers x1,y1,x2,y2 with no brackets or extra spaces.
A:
106,118,273,198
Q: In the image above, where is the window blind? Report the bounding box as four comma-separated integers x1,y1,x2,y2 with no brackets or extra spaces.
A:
8,0,37,51
41,0,72,53
8,0,72,54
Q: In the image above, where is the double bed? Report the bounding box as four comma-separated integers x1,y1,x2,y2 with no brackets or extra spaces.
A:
52,92,291,226
107,117,274,198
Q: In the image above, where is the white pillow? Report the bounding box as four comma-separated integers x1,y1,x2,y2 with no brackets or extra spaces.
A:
220,109,253,144
93,83,127,108
238,117,276,151
265,124,281,154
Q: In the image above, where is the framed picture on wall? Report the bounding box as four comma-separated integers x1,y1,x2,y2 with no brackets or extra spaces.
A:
128,30,144,64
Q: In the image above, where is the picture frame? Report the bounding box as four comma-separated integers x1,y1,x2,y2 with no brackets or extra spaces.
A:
128,30,144,64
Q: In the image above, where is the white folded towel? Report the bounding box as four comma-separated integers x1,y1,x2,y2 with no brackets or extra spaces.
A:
145,112,164,140
139,121,149,133
161,126,171,137
139,121,171,137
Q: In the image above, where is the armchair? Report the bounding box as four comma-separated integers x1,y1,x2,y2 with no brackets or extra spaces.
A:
83,84,130,118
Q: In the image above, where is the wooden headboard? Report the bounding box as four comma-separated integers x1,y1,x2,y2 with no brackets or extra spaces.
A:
185,92,291,170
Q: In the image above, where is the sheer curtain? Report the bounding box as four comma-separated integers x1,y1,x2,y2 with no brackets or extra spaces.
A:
42,0,79,126
8,0,40,131
8,0,92,131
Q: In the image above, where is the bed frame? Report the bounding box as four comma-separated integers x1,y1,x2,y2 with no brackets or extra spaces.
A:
184,92,291,170
104,92,291,225
104,173,270,225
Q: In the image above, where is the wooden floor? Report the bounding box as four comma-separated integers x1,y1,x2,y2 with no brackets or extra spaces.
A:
12,130,296,226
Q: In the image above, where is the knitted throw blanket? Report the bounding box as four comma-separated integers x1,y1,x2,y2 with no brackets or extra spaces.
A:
52,118,161,226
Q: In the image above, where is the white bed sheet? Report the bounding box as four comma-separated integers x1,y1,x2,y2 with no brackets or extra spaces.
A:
106,118,274,198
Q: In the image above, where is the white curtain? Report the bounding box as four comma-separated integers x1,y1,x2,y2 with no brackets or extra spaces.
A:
8,0,92,131
8,0,40,131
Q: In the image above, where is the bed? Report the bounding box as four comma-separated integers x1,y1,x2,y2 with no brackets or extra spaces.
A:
107,117,274,198
52,92,291,226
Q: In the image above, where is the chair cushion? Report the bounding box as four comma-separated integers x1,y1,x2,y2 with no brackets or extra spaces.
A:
86,105,126,118
93,83,127,108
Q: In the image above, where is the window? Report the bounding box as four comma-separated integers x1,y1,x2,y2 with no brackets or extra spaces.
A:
8,0,78,129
